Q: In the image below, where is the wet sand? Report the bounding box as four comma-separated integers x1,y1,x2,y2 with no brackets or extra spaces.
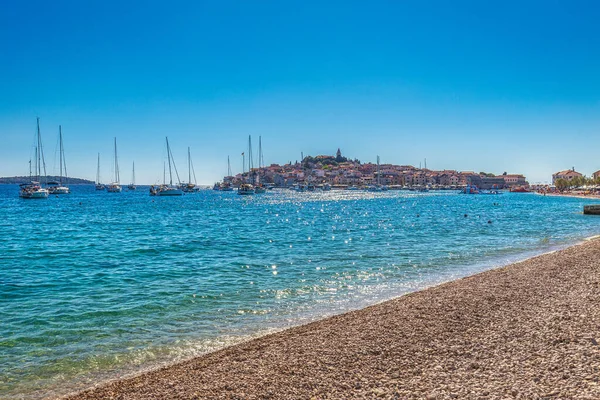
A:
63,239,600,399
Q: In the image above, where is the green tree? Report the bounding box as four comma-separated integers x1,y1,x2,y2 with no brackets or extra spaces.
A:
555,178,569,191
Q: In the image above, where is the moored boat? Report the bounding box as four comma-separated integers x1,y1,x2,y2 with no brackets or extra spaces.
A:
155,137,183,196
179,147,199,192
20,182,49,199
253,136,267,194
238,136,255,196
20,118,49,199
106,138,122,193
47,126,70,195
220,182,234,191
127,162,136,190
95,153,105,190
238,183,255,195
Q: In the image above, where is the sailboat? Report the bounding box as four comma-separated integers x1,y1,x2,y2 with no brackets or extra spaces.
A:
238,137,255,195
20,117,49,199
155,137,183,196
368,156,385,192
254,136,266,193
106,138,122,192
127,162,136,190
47,125,70,194
220,156,234,191
214,156,234,191
180,147,199,193
95,153,105,190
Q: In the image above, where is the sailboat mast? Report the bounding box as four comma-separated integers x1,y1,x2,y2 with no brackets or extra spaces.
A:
59,125,63,185
227,156,232,177
188,147,191,184
114,137,120,184
132,161,135,185
36,118,41,181
34,146,38,181
97,153,101,184
248,135,253,184
258,136,262,184
62,127,68,185
377,156,381,185
166,137,173,186
37,117,47,183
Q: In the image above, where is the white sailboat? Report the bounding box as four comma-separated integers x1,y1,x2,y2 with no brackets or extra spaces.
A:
238,136,255,195
106,137,122,192
180,147,199,192
215,156,234,191
156,137,183,196
20,117,49,199
127,162,136,190
48,125,70,195
95,153,105,190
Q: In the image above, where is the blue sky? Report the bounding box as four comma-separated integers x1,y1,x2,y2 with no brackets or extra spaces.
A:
1,0,599,184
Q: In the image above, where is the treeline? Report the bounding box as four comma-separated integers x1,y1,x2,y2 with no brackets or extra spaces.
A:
0,176,94,184
554,176,600,190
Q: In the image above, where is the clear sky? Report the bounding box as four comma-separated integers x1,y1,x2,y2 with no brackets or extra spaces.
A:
1,0,599,184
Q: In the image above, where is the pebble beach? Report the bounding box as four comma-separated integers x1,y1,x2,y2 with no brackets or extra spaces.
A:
62,237,600,400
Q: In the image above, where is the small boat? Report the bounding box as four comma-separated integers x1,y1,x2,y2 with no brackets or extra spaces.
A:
95,153,105,190
293,183,306,192
48,125,70,195
238,183,255,195
179,148,199,192
322,183,331,191
215,156,235,191
20,182,49,199
106,184,122,193
155,137,183,196
157,185,183,196
238,136,255,195
220,182,234,191
254,137,267,193
127,162,136,190
367,156,387,192
106,138,122,193
20,118,49,199
47,181,70,195
462,184,479,194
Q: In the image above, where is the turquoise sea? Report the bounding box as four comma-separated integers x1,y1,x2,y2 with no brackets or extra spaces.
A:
1,186,599,399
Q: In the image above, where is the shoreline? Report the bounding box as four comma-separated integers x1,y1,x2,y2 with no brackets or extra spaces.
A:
536,192,600,200
61,238,600,399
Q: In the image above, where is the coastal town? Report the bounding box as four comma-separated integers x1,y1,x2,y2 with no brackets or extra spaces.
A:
224,148,528,191
219,149,600,194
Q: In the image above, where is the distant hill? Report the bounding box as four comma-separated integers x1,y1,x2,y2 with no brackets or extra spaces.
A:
0,176,94,184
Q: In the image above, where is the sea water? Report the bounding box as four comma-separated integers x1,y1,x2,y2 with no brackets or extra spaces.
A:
1,186,599,399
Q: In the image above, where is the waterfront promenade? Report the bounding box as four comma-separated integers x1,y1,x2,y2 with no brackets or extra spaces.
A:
64,238,600,400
